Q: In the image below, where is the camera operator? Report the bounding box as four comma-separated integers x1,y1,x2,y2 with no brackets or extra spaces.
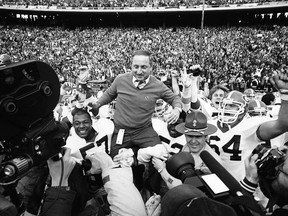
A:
0,60,104,216
240,146,288,216
0,53,19,216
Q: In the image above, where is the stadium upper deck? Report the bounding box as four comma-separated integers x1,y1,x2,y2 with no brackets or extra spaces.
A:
0,1,287,27
0,0,288,12
0,0,287,8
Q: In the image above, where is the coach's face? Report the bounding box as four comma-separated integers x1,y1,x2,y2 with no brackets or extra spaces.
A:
132,55,152,81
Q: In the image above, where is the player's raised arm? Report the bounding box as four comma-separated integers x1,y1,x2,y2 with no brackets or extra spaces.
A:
181,64,201,112
257,69,288,141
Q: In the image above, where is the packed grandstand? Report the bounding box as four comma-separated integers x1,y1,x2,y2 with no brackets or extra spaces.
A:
1,2,288,216
1,25,287,91
0,0,287,8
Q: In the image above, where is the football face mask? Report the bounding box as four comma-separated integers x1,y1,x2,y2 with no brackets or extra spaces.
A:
218,91,248,124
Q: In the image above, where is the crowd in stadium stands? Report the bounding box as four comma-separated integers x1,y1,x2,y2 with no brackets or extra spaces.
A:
2,8,288,214
1,0,287,8
1,24,287,92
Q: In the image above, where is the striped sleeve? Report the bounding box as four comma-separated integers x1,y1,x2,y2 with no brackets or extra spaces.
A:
240,177,258,194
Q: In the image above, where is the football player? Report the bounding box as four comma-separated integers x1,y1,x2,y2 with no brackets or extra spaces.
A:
247,99,268,117
244,88,256,101
208,83,288,181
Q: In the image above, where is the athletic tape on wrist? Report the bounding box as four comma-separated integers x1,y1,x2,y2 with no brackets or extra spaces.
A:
182,97,191,104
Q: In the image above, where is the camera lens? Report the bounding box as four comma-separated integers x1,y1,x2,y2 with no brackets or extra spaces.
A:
4,165,16,177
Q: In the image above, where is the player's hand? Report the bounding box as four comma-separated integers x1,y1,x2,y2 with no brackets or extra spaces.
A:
137,144,171,163
145,193,161,216
60,82,74,96
180,66,191,88
165,108,180,125
170,70,180,78
113,148,134,167
149,145,170,161
85,151,114,174
244,153,259,184
180,65,200,88
152,157,166,173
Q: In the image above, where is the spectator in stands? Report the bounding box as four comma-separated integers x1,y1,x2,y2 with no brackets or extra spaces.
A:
2,25,288,89
251,74,261,90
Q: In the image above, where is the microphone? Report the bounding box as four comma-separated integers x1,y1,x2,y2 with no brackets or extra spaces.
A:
200,150,243,196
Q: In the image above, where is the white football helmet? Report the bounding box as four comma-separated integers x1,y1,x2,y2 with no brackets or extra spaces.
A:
154,99,171,119
244,88,255,101
218,91,249,124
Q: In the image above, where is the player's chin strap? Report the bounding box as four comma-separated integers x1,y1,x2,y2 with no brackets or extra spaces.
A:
218,121,231,131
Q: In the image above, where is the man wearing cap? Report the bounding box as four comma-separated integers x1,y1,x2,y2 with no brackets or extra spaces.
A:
151,110,222,190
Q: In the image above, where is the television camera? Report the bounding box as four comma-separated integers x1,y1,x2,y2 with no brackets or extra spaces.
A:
252,144,286,180
252,144,287,207
165,151,229,200
0,60,69,186
165,151,265,216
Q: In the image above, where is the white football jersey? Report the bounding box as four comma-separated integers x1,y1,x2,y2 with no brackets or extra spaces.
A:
66,118,114,162
152,118,186,152
208,116,287,181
